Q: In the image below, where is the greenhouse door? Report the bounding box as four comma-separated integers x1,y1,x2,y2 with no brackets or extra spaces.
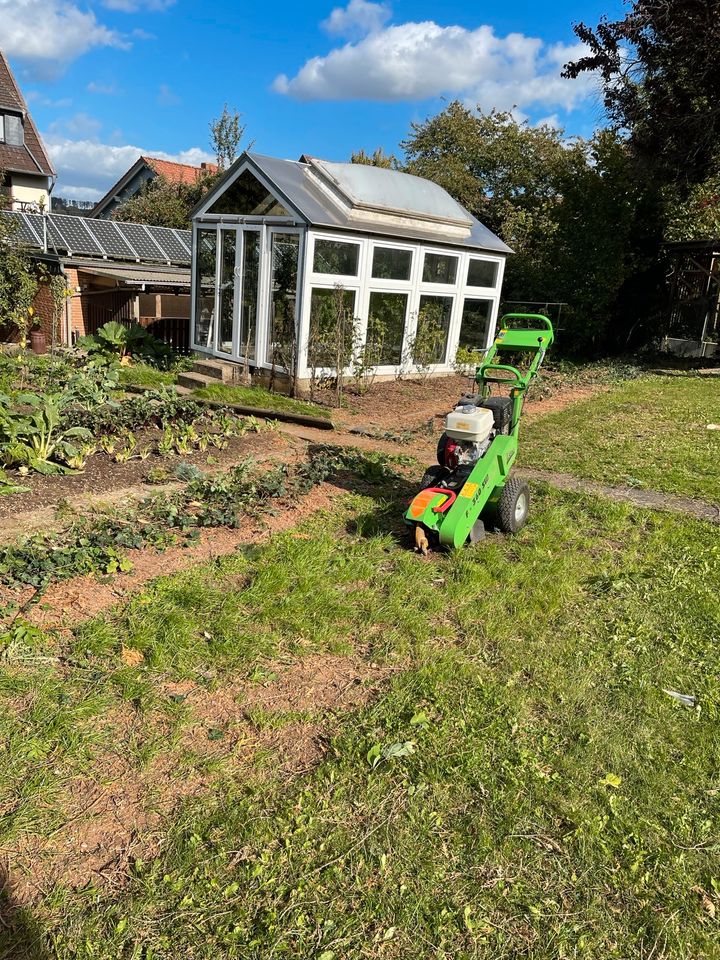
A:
236,228,261,365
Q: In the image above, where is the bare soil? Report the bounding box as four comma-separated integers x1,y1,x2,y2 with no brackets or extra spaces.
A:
12,479,340,630
5,653,395,904
0,428,280,523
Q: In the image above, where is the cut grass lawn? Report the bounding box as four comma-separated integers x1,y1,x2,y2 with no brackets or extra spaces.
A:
522,374,720,502
2,469,720,958
118,363,178,389
191,382,333,420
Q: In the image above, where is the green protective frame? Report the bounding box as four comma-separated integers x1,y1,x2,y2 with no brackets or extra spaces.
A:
405,313,554,548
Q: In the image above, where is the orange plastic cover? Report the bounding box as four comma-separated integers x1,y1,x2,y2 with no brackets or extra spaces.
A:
409,488,449,519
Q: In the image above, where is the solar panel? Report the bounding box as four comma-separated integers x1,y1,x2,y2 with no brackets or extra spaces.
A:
0,210,191,265
24,213,49,248
149,226,191,263
2,211,42,246
117,222,166,261
48,214,104,256
87,218,137,260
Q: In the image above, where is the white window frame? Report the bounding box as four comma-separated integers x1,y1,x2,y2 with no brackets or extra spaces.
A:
308,233,364,284
465,254,503,293
193,157,301,224
264,226,305,372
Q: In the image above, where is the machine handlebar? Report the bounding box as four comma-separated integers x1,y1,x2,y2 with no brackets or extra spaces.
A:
499,312,554,332
478,362,523,385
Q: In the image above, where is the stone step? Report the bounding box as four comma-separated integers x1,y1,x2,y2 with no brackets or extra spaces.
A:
191,357,240,382
177,371,216,391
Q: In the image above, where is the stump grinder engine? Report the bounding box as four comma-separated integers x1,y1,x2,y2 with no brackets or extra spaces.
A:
405,313,554,553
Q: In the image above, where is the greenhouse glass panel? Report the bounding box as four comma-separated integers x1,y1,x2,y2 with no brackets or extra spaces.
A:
194,228,217,347
267,233,300,366
422,252,458,285
371,246,412,281
415,295,453,364
308,288,357,370
367,291,408,365
313,239,359,276
467,259,498,288
218,229,236,354
239,232,260,360
459,298,493,351
208,169,291,216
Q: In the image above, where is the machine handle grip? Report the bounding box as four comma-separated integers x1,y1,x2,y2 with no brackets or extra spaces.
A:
499,312,553,333
425,488,457,513
479,362,523,385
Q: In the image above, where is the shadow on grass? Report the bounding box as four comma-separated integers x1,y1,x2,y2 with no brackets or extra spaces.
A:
309,443,431,547
0,862,50,960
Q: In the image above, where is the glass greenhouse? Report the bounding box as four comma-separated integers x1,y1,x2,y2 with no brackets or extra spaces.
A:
191,152,511,385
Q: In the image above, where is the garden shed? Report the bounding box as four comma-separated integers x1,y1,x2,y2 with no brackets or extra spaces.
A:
191,153,511,386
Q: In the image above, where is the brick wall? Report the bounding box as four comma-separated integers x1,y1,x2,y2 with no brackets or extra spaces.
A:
29,265,83,345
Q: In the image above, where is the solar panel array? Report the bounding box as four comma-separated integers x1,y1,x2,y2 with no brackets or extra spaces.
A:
1,210,191,266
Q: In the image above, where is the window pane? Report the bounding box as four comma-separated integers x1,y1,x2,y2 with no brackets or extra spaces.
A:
308,288,357,370
371,246,412,281
267,233,300,366
367,291,408,365
239,232,259,361
5,114,23,147
415,295,453,364
313,239,359,276
459,298,493,351
218,230,236,354
194,228,216,347
209,169,290,216
467,259,498,288
422,252,458,285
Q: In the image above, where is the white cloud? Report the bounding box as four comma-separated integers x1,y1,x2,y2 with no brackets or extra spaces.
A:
87,81,121,95
48,112,103,137
322,0,390,39
534,114,563,130
0,0,127,77
273,19,597,116
45,135,215,200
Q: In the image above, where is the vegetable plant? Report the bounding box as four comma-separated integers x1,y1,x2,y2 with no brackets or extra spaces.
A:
0,393,93,474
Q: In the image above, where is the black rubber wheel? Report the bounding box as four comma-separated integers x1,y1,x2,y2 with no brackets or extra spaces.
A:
496,476,530,533
436,433,449,467
420,464,449,489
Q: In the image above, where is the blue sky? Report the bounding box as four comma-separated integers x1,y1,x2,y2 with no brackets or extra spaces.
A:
1,0,625,200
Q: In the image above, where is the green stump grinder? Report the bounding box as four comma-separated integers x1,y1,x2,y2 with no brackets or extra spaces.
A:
405,313,554,553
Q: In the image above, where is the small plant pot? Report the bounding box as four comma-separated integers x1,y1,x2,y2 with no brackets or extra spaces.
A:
30,330,47,355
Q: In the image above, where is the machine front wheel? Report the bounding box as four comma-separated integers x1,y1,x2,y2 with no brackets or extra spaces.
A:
497,477,530,533
419,464,449,489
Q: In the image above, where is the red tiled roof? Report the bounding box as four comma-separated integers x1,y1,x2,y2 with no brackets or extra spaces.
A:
0,50,55,178
142,157,217,185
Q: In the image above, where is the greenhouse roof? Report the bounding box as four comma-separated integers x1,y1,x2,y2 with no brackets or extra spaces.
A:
197,152,512,255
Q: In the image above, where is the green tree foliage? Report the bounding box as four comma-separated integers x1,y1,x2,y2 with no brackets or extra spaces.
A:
112,174,214,229
666,165,720,241
563,0,720,193
210,104,246,171
403,103,657,352
350,148,399,169
0,179,40,345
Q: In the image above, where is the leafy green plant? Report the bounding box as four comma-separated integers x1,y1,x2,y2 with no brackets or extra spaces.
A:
78,321,174,368
0,393,93,474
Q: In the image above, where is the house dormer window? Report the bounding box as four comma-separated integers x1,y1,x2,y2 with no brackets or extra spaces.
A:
0,112,24,147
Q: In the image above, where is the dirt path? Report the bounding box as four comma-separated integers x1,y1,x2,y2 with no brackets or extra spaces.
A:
517,467,720,525
16,480,342,631
6,651,396,904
